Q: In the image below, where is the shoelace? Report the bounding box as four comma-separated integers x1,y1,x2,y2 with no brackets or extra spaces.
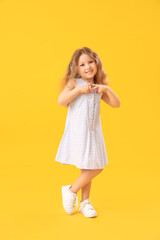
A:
75,195,78,210
81,199,94,211
68,187,78,210
68,194,78,211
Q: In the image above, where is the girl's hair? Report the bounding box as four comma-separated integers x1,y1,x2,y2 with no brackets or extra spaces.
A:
59,47,110,91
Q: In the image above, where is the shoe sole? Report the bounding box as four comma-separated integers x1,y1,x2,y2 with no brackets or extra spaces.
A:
79,210,97,218
62,186,74,215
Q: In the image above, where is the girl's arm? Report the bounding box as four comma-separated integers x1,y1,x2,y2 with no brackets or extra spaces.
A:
58,78,80,107
101,86,121,108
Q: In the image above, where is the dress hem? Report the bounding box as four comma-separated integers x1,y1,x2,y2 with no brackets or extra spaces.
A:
55,159,108,170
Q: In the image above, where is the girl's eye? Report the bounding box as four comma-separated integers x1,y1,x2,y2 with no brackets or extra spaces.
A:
80,61,93,66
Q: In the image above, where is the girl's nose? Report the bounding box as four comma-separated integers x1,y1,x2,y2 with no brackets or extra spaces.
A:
86,65,90,70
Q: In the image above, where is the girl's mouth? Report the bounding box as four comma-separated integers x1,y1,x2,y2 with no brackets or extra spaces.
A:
86,70,93,74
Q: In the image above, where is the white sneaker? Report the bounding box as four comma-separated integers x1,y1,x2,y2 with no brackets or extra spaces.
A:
78,199,97,217
62,185,78,215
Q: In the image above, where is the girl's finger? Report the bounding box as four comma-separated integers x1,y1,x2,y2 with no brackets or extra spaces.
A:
92,86,98,90
88,85,94,93
90,88,94,93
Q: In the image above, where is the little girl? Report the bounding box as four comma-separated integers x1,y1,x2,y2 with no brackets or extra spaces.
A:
55,47,120,218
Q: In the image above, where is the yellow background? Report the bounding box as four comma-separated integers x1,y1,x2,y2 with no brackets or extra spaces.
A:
0,0,160,239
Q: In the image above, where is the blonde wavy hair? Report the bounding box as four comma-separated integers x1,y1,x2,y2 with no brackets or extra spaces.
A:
59,47,110,92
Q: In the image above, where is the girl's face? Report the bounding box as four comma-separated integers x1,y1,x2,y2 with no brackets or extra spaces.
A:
77,54,97,82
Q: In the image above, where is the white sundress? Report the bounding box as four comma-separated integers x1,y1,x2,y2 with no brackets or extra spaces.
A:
55,77,108,169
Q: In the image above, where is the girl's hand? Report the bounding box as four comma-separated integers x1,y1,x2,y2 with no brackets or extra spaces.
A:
78,83,95,94
90,84,108,94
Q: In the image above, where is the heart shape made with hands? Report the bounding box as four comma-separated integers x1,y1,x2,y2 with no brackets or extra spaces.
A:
89,85,98,94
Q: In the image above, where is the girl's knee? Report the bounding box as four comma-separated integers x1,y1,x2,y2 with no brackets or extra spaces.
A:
81,168,103,172
97,169,103,174
81,168,103,177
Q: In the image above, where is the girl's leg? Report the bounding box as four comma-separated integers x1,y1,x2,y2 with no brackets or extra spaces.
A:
80,169,91,201
81,180,92,201
70,169,103,194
